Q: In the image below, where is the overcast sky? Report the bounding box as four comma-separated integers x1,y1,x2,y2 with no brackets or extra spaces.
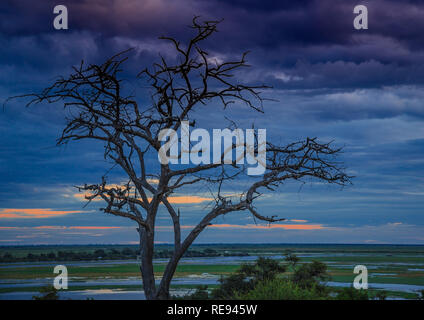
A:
1,0,424,245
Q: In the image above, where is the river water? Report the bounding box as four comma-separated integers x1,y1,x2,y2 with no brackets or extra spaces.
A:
0,254,423,300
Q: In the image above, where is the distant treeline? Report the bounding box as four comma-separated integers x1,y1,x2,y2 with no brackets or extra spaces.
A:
0,248,248,263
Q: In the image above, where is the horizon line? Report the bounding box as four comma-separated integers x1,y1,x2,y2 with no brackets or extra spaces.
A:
1,242,424,247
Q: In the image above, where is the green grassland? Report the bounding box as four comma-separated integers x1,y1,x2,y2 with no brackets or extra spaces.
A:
0,263,240,280
1,244,423,299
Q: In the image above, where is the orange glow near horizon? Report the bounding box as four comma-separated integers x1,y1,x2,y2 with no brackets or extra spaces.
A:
0,208,84,219
2,223,323,232
68,226,121,230
34,226,66,229
74,192,213,204
34,226,121,230
157,223,325,231
2,226,123,230
208,223,324,230
159,196,212,204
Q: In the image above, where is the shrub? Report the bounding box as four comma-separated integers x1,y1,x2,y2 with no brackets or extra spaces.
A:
292,260,330,292
374,290,387,300
235,278,328,300
32,285,59,300
335,287,369,300
211,257,286,299
176,285,210,300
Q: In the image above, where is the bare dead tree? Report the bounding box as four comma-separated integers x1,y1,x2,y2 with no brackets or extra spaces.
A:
13,17,351,299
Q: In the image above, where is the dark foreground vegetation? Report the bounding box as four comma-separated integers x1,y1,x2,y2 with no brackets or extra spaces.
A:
31,253,377,300
5,244,421,300
28,251,424,300
177,253,392,300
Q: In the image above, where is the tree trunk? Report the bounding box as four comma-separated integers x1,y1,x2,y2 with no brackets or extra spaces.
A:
139,227,156,300
155,221,211,299
156,254,182,299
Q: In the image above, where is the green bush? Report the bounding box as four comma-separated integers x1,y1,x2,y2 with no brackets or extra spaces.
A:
292,260,329,290
335,287,369,300
235,278,328,300
373,290,387,300
176,285,210,300
211,257,286,299
32,285,59,300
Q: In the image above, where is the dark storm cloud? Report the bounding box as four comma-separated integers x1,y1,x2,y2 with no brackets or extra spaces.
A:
2,0,424,91
2,0,422,47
